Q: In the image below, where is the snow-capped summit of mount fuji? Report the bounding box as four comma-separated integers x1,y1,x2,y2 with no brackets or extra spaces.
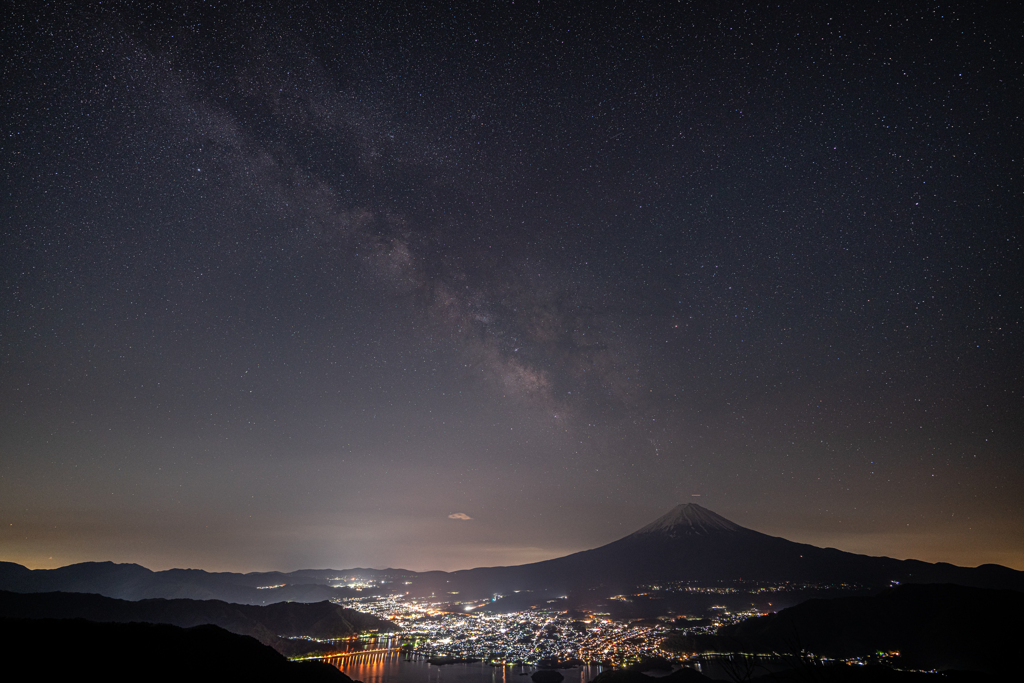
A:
631,503,745,537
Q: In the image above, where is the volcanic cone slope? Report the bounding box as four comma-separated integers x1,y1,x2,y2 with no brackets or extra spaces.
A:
442,504,1024,596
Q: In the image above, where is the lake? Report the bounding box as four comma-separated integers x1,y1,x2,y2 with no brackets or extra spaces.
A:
324,651,611,683
319,640,610,683
317,636,784,682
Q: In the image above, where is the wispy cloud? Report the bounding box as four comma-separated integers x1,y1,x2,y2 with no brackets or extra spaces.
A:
448,512,472,521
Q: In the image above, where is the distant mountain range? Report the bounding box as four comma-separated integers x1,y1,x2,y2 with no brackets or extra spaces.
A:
2,504,1021,603
0,559,367,604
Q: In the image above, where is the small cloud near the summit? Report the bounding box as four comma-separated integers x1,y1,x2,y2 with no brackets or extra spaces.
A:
448,512,472,520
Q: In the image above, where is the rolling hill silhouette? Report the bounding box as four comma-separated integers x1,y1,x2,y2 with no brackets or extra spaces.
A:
717,583,1022,676
0,589,396,656
0,616,351,682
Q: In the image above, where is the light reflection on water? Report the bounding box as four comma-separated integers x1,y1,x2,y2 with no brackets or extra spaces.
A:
320,638,609,683
318,639,797,683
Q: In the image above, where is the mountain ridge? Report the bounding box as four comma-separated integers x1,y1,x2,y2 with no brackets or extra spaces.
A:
0,616,352,681
0,589,396,657
2,504,1021,602
715,583,1023,676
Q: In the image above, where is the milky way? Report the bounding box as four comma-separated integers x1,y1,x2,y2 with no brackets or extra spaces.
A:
1,1,1020,571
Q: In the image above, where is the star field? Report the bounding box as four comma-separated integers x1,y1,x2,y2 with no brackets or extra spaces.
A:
1,1,1021,571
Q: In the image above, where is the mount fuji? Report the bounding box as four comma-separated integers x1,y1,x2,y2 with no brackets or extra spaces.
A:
435,504,1024,597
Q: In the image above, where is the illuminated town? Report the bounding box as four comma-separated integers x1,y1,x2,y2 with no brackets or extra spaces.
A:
315,582,832,666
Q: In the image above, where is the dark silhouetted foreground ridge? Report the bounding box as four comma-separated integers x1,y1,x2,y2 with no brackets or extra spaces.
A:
0,589,396,657
716,583,1022,676
0,617,351,682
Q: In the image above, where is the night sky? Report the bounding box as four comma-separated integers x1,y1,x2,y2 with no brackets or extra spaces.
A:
2,1,1021,573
